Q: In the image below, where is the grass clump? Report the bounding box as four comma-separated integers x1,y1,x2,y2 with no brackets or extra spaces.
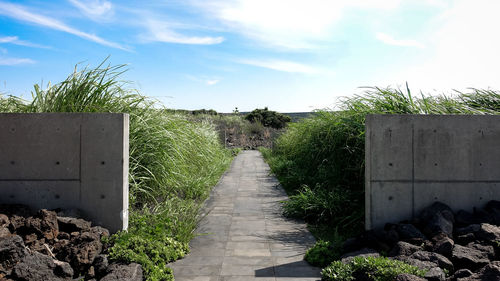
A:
321,257,426,281
2,60,232,281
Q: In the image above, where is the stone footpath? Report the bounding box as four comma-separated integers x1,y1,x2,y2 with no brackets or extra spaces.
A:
170,150,321,281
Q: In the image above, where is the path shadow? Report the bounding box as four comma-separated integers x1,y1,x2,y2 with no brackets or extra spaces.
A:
255,261,321,279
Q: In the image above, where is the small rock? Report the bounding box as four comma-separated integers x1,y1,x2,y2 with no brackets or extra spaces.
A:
456,233,476,245
394,273,427,281
396,224,426,244
12,251,64,281
57,232,70,240
424,267,445,281
8,215,25,233
455,224,480,236
451,244,489,271
423,212,454,237
476,223,500,241
0,226,11,238
340,248,380,264
38,209,59,240
455,210,485,227
388,241,422,257
0,235,28,275
57,216,91,233
467,242,495,260
100,263,143,281
453,268,473,279
53,259,74,278
93,254,109,277
0,214,9,227
410,250,453,272
432,233,454,257
419,202,454,223
459,261,500,281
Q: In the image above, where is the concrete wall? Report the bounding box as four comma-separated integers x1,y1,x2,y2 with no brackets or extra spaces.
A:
0,113,129,233
365,115,500,230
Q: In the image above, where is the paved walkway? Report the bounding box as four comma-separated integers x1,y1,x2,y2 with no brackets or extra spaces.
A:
170,150,321,281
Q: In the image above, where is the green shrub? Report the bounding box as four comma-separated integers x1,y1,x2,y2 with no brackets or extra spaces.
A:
322,257,426,281
304,240,341,268
244,107,291,129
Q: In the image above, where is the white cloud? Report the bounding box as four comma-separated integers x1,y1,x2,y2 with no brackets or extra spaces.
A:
0,2,128,51
206,79,219,85
143,20,224,45
0,57,35,65
68,0,113,21
0,36,51,49
393,0,500,91
236,58,320,74
376,32,425,48
190,0,402,50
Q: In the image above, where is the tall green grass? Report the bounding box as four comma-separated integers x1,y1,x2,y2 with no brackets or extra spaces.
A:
264,85,500,239
1,61,232,281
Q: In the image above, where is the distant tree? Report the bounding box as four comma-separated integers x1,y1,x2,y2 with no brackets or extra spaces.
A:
244,107,291,129
233,107,239,114
191,109,218,115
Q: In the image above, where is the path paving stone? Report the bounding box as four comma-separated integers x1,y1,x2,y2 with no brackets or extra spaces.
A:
170,151,321,281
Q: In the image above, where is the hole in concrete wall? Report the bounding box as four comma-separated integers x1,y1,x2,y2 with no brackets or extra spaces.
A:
9,195,14,199
56,161,60,165
434,197,438,200
388,196,393,201
55,194,60,199
479,163,483,166
388,163,393,166
10,161,15,165
56,128,60,132
10,127,15,132
480,197,483,200
434,163,438,166
100,194,106,199
433,129,437,133
101,161,106,165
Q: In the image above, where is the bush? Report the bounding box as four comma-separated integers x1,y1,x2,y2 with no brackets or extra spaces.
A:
304,240,342,268
321,257,426,281
244,107,291,129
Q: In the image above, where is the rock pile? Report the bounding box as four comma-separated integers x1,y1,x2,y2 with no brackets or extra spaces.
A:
0,204,143,281
342,201,500,281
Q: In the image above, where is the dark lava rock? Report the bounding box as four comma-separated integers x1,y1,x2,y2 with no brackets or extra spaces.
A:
476,223,500,242
459,261,500,281
424,267,445,281
455,210,485,227
456,224,480,236
93,254,109,277
0,235,28,275
394,273,427,281
340,248,380,264
0,226,11,238
8,215,26,233
485,200,500,225
467,242,495,260
388,241,422,257
60,228,103,272
53,259,74,278
419,202,454,223
12,251,65,281
38,209,59,240
57,216,91,233
453,268,473,279
456,233,476,246
451,244,489,271
100,263,143,281
396,224,426,244
410,250,453,272
0,214,9,227
432,233,454,257
423,211,454,237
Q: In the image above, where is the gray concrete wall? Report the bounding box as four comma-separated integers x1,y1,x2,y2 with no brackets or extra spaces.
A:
365,114,500,230
0,113,129,233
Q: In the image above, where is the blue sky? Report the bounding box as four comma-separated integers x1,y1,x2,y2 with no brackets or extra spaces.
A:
1,0,499,112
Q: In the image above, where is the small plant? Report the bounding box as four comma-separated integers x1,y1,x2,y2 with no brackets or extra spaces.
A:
305,240,341,267
321,257,427,281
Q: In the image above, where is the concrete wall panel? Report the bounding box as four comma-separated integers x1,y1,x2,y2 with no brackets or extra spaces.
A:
0,113,128,233
369,182,413,227
366,115,500,230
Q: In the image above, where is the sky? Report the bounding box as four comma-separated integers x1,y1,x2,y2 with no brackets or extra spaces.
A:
1,0,500,112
